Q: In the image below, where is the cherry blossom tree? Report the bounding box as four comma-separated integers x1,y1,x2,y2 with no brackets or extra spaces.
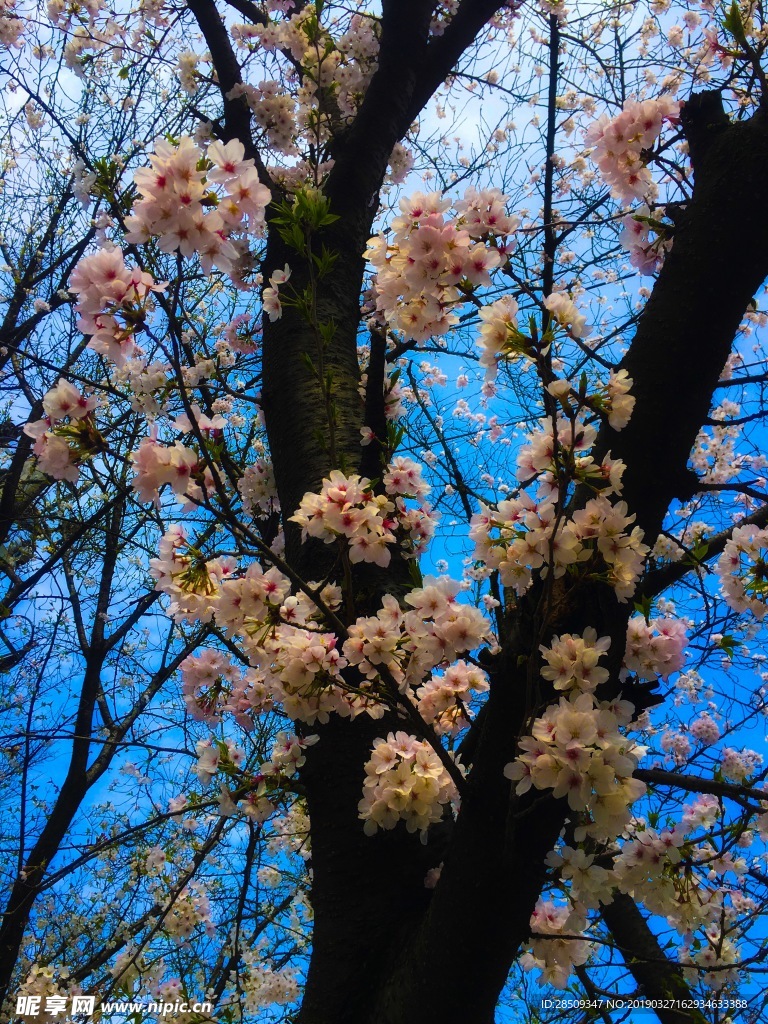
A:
3,2,768,1023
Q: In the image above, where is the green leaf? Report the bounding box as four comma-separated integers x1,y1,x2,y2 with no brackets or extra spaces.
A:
718,634,737,658
386,422,406,452
691,539,710,561
408,559,423,588
723,0,748,45
313,244,338,277
319,319,336,344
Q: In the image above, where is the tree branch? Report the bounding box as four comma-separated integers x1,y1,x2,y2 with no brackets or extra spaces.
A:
637,502,768,601
600,892,708,1024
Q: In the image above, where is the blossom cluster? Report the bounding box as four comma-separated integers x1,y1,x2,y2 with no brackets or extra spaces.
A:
23,379,100,483
720,746,763,783
325,13,381,120
612,808,748,960
365,189,515,342
543,291,589,338
467,392,650,604
504,687,646,841
232,947,301,1014
359,731,458,838
193,737,245,787
521,900,592,990
69,246,166,366
238,459,280,518
154,513,491,838
553,780,756,903
716,523,768,619
189,733,284,824
262,731,319,777
623,615,687,679
130,435,209,507
620,205,671,274
476,294,522,380
261,263,291,322
289,472,392,567
584,96,680,201
13,965,84,1017
600,368,636,430
514,416,622,491
680,929,742,990
212,732,321,825
415,660,489,735
182,649,243,724
290,464,436,567
691,399,750,486
544,371,636,432
45,0,131,74
689,710,721,746
124,137,271,279
539,628,611,692
153,520,489,730
612,824,685,897
183,648,275,730
471,491,648,601
151,529,345,722
0,0,23,48
345,577,491,692
517,776,760,991
231,7,380,147
161,883,216,943
228,81,299,157
545,845,614,916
